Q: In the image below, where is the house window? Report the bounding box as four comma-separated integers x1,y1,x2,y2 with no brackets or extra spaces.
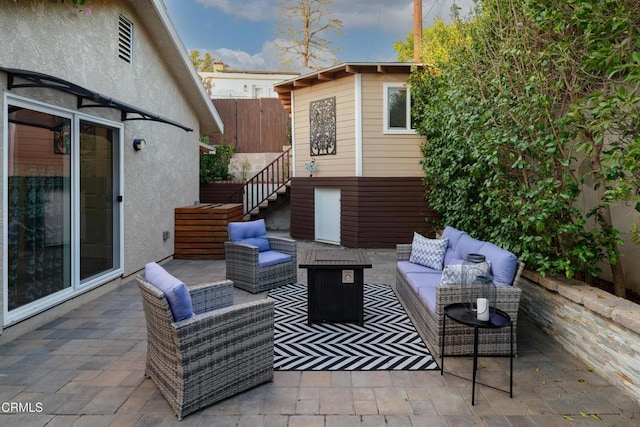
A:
118,14,134,63
383,83,415,134
5,98,123,325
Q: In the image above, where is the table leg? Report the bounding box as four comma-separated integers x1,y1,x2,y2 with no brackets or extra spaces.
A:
440,313,446,375
307,280,312,325
472,326,479,405
510,320,513,398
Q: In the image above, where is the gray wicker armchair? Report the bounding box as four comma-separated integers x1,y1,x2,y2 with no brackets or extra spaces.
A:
225,219,297,293
136,275,274,421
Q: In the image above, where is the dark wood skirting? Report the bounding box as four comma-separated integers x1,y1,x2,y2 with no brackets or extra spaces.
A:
290,177,438,248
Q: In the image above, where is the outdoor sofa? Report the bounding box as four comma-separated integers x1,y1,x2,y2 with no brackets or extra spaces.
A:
396,226,524,356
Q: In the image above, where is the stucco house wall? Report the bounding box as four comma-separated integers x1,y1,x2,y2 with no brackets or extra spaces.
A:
577,172,640,297
0,0,222,339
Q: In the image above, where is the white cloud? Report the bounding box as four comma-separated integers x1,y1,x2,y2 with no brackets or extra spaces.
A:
201,40,287,71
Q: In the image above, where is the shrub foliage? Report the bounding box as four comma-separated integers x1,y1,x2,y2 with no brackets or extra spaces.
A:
407,0,640,295
199,143,235,183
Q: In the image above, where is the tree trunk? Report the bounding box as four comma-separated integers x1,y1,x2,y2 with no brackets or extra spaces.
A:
600,203,627,297
586,130,627,297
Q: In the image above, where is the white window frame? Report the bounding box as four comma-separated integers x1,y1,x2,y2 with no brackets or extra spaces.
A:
3,94,124,326
383,83,416,135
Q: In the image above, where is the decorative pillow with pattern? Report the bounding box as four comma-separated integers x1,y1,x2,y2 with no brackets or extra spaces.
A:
440,261,491,286
409,233,449,271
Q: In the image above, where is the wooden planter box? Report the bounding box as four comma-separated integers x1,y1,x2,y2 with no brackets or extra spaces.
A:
199,181,244,204
174,203,244,259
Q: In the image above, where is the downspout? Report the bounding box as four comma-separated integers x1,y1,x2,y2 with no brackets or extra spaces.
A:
291,91,296,178
355,73,363,177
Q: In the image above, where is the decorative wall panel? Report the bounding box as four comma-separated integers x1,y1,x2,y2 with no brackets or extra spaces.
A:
309,97,336,156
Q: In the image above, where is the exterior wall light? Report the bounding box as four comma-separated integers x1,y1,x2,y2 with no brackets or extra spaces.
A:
133,138,146,151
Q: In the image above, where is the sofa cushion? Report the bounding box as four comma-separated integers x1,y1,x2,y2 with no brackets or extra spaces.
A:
258,250,292,268
443,250,462,266
416,285,438,312
476,242,518,286
440,260,491,285
228,219,270,252
409,233,448,271
454,234,486,259
441,226,467,253
145,262,195,322
404,271,441,289
404,272,441,312
397,260,441,276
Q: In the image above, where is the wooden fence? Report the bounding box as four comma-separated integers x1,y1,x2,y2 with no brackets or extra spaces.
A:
208,98,290,153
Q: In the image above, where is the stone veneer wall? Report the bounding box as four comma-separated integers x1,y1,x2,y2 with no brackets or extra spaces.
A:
519,271,640,404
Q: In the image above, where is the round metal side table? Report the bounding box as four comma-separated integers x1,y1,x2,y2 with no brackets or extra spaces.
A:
440,302,513,405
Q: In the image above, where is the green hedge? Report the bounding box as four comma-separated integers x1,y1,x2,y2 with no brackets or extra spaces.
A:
407,0,640,290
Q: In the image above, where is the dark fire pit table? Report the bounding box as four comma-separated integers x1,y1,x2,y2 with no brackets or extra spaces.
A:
299,249,372,325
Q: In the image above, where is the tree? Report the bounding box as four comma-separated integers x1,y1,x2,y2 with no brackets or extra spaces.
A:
201,53,215,72
394,18,466,68
190,50,203,71
189,50,216,72
276,0,343,70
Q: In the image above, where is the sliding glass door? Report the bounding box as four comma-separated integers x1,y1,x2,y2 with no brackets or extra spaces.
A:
5,99,122,322
6,107,72,310
79,121,118,281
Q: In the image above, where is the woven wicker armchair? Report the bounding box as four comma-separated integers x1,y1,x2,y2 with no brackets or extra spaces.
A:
225,220,297,293
396,243,524,357
136,275,274,421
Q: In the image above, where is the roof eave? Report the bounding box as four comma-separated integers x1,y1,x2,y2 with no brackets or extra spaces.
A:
274,62,423,112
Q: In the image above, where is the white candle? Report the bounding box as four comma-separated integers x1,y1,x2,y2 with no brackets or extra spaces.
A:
477,298,489,321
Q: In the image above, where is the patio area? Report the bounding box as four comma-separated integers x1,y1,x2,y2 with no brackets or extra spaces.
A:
0,237,639,426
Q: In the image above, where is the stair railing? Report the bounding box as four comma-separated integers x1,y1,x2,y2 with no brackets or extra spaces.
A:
228,147,292,215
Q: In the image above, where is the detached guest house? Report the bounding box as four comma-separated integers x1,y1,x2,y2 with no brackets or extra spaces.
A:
0,0,223,339
274,63,435,248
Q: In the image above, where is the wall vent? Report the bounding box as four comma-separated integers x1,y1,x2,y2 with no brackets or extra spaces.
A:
118,14,134,64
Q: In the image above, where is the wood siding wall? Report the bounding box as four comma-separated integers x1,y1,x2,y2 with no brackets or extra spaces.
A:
360,74,424,177
290,73,425,179
209,98,290,153
292,77,357,177
290,177,438,248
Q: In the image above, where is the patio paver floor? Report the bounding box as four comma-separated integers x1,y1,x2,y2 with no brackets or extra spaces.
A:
0,237,638,426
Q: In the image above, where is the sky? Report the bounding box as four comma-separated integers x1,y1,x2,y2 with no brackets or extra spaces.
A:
162,0,474,72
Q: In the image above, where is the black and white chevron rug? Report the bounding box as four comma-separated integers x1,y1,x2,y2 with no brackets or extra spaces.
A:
268,283,439,371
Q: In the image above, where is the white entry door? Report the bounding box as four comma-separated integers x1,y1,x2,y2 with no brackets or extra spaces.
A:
314,188,340,245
